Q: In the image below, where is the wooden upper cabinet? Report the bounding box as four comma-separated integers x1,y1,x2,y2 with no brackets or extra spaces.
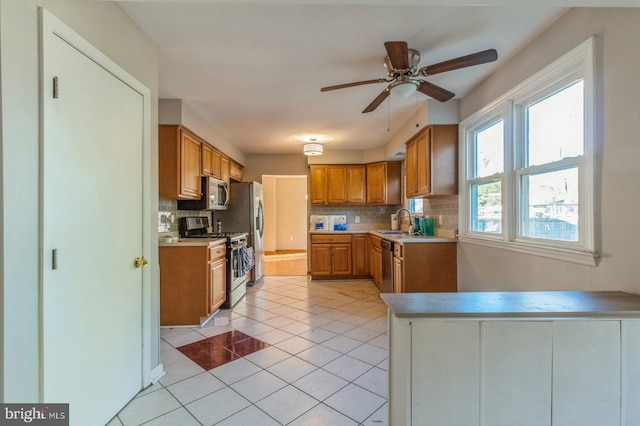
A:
405,125,458,198
201,143,214,177
346,165,367,204
406,140,418,198
366,161,402,205
310,163,398,205
211,150,222,179
310,165,327,204
220,156,230,184
229,160,243,182
327,165,348,204
159,125,202,200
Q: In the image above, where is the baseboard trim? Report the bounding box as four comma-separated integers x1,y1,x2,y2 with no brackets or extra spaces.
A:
150,363,165,384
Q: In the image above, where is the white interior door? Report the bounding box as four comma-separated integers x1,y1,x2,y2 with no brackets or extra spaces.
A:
42,12,146,425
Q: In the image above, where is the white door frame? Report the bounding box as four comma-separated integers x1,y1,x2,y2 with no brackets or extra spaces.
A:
39,8,154,390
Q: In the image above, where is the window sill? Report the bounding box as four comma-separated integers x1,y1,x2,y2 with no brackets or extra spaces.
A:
457,235,599,266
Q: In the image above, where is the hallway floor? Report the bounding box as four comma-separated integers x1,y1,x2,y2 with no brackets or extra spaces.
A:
109,276,389,425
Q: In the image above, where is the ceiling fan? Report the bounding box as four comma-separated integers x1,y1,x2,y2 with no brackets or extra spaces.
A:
321,41,498,113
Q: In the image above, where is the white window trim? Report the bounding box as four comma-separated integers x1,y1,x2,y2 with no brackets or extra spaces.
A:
458,37,598,266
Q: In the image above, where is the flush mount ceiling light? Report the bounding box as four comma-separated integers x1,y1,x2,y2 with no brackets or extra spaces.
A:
303,140,323,156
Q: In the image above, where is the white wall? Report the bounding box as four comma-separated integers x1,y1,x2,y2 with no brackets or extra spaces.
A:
458,8,640,294
275,177,308,251
0,0,159,402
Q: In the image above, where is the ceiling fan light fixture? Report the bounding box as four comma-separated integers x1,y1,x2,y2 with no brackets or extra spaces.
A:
303,143,323,156
390,80,419,98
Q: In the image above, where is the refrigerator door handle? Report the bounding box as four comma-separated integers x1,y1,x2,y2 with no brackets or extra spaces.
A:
257,200,265,238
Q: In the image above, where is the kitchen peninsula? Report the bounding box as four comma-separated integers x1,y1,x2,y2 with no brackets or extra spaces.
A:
382,291,640,426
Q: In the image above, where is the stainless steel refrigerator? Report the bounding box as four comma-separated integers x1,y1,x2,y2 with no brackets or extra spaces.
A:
213,181,264,283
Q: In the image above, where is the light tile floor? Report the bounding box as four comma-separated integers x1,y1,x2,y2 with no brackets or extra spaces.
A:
110,276,389,425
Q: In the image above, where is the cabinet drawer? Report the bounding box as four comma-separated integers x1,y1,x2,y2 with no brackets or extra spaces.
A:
311,234,352,244
394,244,403,258
209,244,226,261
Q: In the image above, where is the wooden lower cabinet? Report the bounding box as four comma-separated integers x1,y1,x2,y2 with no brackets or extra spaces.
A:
208,247,226,315
160,243,226,326
310,234,353,279
400,242,456,292
393,250,404,293
369,234,382,288
352,234,369,277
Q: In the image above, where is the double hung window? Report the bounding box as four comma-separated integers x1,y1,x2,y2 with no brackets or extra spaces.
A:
459,38,596,265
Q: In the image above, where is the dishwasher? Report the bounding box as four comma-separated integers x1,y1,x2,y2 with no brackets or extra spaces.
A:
380,239,394,293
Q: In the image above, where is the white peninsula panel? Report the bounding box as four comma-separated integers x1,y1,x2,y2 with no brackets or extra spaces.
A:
382,291,640,426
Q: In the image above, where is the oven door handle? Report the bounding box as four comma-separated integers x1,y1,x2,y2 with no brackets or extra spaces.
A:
230,243,246,250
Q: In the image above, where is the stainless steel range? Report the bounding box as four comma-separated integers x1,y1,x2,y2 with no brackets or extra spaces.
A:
179,217,248,308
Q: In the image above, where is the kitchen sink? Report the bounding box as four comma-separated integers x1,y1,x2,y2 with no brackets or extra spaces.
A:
377,230,406,235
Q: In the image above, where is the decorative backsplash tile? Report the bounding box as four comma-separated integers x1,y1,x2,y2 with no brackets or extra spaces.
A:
158,198,210,234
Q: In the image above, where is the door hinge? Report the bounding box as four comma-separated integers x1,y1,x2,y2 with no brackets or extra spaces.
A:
52,249,58,270
53,76,59,99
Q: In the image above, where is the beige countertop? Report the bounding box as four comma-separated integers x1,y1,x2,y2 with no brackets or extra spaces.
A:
159,238,226,247
381,291,640,319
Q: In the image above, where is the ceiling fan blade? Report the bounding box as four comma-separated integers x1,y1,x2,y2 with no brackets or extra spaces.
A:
321,79,390,92
362,88,390,113
384,41,409,70
417,81,455,102
422,49,498,76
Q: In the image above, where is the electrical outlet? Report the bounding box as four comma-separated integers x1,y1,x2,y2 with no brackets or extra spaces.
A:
355,216,360,223
438,215,443,225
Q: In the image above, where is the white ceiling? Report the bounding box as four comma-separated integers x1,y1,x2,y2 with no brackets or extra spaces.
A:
117,1,575,155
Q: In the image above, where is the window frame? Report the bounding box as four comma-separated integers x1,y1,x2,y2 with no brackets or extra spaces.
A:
458,38,597,265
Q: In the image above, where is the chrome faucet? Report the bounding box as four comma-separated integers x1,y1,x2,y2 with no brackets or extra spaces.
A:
395,208,414,234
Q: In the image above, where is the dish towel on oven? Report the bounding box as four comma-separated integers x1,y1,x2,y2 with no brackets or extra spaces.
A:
240,246,255,275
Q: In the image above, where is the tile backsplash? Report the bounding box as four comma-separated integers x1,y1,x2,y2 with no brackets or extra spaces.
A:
309,205,400,230
158,198,210,234
422,195,459,230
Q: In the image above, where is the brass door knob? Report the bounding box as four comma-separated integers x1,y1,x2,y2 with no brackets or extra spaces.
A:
134,257,148,268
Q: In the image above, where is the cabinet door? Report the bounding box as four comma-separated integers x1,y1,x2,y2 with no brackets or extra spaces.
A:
202,143,214,177
483,322,552,426
309,165,327,204
211,150,221,179
552,321,621,426
393,256,403,293
332,244,352,275
221,156,230,184
412,321,480,426
180,129,203,199
352,234,369,276
366,162,386,204
372,246,382,287
405,139,417,198
230,160,243,181
209,258,226,313
311,244,332,276
327,165,348,204
347,165,366,204
415,129,431,196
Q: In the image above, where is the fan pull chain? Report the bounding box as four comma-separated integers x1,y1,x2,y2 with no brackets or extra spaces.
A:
416,90,420,128
387,97,391,133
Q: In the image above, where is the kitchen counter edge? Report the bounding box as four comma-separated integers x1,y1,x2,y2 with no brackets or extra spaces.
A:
381,291,640,319
159,238,226,247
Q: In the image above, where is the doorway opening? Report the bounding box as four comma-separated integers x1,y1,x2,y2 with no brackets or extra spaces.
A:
262,175,308,275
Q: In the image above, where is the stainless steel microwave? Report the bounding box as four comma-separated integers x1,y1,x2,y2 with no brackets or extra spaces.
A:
177,177,229,210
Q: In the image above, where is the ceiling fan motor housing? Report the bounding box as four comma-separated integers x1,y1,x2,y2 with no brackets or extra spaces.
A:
384,48,420,77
